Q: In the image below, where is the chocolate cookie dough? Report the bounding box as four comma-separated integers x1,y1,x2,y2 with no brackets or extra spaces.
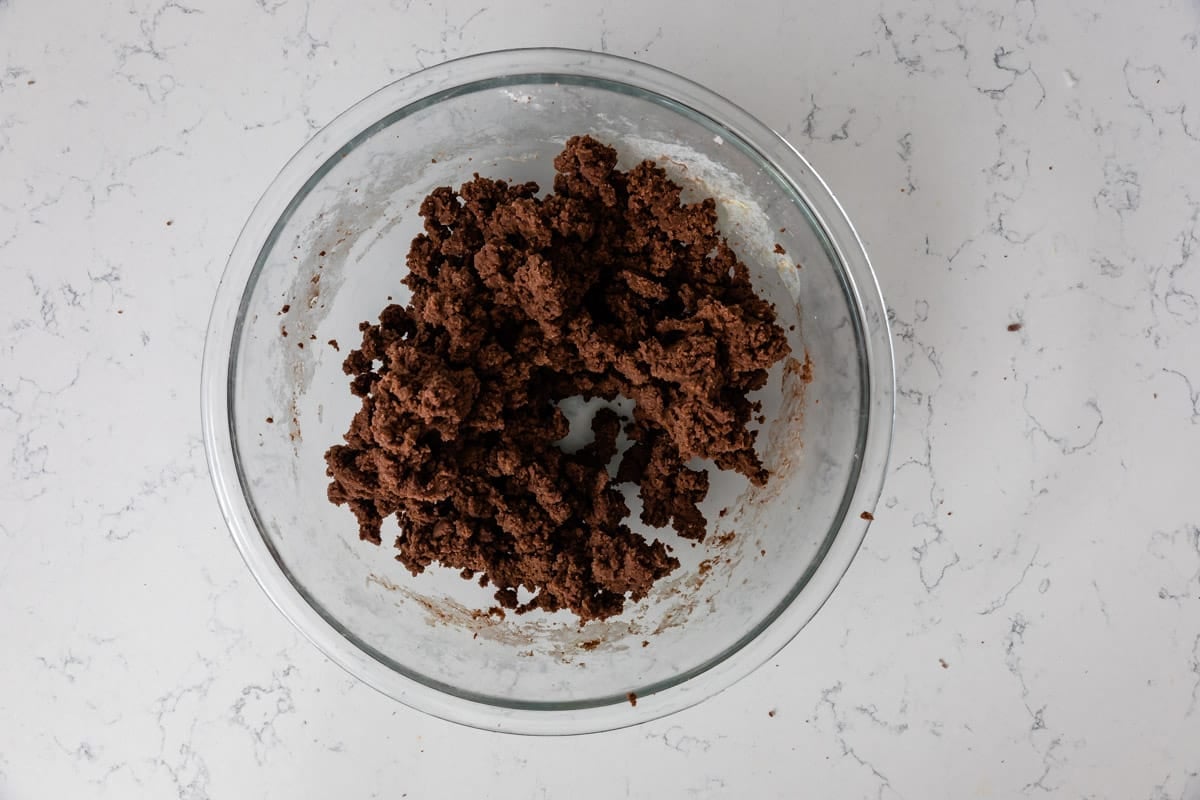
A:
325,136,791,621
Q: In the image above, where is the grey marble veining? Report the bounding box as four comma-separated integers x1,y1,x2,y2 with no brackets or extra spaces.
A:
1,0,1198,797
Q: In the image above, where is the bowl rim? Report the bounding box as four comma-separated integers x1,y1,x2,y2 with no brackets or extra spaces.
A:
201,46,895,736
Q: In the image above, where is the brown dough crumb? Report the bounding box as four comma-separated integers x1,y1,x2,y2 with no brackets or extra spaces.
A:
641,640,649,648
939,658,949,669
281,303,290,314
860,511,875,521
165,219,173,226
266,416,274,424
1007,322,1023,332
328,339,340,351
768,709,776,717
626,692,638,707
773,243,786,255
324,136,791,622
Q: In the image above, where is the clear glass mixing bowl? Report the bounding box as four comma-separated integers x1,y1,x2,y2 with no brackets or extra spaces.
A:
201,48,894,735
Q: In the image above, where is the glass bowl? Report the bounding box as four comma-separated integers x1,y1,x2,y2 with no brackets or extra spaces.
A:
201,48,893,735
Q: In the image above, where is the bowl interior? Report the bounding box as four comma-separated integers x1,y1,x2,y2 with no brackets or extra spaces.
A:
229,76,865,709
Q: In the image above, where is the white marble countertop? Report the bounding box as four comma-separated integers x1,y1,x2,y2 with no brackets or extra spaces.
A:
4,0,1199,797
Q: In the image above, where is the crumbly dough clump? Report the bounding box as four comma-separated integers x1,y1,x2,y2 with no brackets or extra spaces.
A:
325,136,790,621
